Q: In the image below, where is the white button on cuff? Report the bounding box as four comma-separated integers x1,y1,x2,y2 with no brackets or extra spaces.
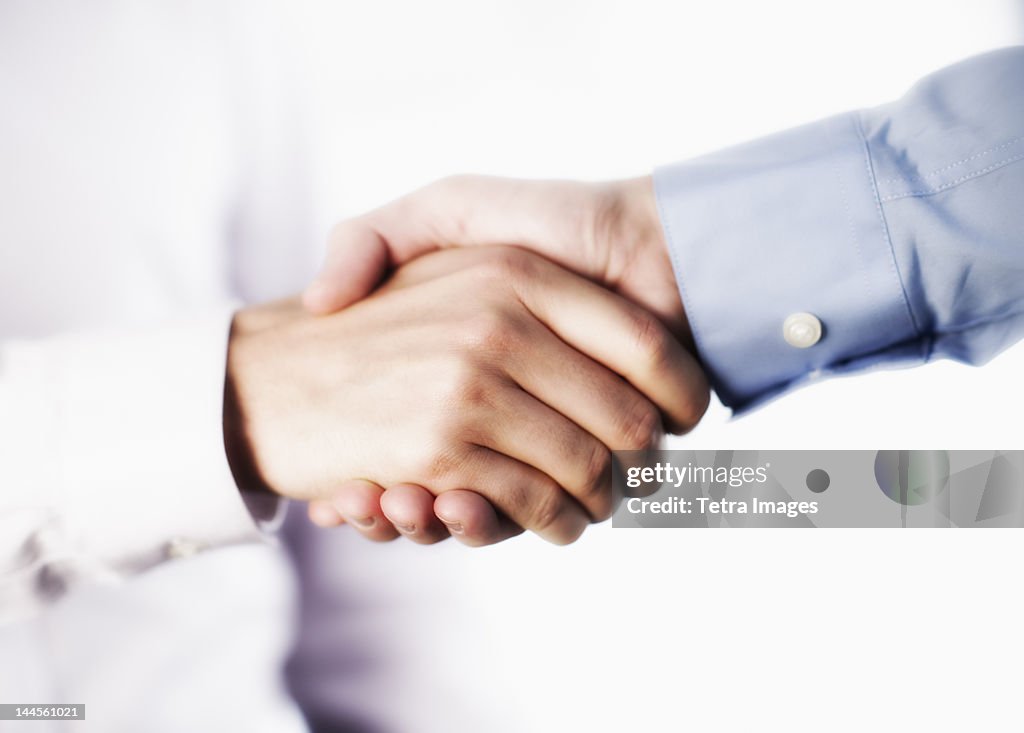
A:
783,312,823,348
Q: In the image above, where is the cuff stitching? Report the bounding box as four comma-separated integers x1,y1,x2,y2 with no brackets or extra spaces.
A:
880,152,1024,201
854,112,925,353
879,134,1024,183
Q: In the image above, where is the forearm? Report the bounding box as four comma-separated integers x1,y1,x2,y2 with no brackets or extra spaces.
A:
0,307,268,623
655,46,1024,410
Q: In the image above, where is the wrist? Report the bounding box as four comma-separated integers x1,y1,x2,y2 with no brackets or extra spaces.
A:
600,176,695,351
223,308,276,499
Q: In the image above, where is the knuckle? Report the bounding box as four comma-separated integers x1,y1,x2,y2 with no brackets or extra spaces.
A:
434,364,497,439
429,175,476,240
632,312,673,374
577,443,613,517
447,370,492,411
459,307,521,354
430,410,485,467
530,490,565,535
618,401,660,451
678,381,712,433
416,444,467,485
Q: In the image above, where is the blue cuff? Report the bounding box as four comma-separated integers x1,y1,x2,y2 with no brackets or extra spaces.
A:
653,111,926,412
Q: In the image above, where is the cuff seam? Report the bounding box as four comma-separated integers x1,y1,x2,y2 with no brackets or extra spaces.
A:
854,111,925,350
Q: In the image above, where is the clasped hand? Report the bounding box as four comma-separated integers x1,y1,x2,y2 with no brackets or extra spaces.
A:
225,177,710,546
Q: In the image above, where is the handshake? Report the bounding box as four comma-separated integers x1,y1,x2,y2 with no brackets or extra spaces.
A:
223,175,711,547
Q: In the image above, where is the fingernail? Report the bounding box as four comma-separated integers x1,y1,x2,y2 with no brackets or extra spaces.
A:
440,519,464,534
396,523,416,534
346,515,375,529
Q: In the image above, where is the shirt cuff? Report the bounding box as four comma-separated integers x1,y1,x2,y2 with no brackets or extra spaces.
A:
653,111,927,412
50,306,278,572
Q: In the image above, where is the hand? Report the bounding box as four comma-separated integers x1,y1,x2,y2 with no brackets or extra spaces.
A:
225,246,708,546
303,175,690,347
302,176,701,543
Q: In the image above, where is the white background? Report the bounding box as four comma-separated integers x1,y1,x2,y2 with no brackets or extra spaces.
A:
287,2,1023,730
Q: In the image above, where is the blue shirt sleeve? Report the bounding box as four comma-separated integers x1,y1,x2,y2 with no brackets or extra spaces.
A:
653,46,1024,412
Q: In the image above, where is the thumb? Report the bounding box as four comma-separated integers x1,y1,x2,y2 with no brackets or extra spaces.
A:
304,176,573,314
302,220,392,314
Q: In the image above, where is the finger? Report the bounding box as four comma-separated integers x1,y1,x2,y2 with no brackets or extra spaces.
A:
386,246,708,434
506,249,710,434
379,484,451,545
304,220,392,314
477,381,614,522
313,479,400,542
455,446,590,546
505,318,664,476
434,490,524,547
308,500,345,528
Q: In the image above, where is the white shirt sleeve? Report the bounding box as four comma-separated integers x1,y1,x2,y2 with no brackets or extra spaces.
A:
0,1,324,624
0,305,274,623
